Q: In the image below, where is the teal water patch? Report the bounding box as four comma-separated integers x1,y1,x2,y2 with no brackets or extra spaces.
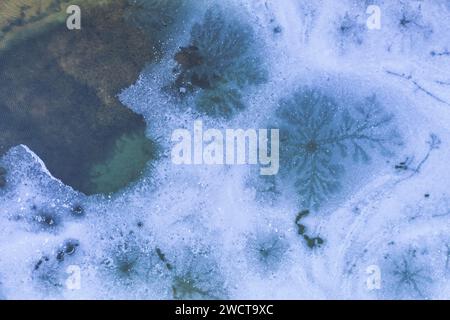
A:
89,131,158,195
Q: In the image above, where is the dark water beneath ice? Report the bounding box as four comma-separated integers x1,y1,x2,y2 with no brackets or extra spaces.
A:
0,1,160,195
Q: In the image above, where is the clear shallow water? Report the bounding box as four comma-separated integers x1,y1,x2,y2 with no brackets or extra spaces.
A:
0,0,450,299
0,0,161,195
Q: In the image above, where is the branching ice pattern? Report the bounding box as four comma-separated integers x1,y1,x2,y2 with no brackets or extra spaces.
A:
382,247,433,299
276,88,401,209
246,231,289,273
174,7,267,118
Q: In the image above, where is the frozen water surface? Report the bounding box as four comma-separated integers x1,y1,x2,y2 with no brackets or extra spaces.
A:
0,0,450,299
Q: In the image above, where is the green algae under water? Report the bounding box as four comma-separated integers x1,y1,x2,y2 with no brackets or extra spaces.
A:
89,131,158,195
